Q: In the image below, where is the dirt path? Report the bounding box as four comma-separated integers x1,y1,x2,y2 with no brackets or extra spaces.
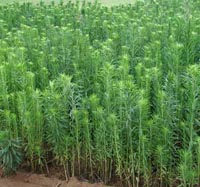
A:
0,172,110,187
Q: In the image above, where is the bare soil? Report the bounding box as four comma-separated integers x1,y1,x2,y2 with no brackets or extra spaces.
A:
0,171,111,187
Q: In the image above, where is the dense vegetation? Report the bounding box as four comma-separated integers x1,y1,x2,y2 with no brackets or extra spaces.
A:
0,0,200,186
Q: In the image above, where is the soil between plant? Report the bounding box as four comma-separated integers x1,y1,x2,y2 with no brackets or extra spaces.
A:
0,170,111,187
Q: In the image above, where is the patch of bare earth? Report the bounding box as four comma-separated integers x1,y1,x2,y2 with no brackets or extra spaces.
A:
0,171,110,187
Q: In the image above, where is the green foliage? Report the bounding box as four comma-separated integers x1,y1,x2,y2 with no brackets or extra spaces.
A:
0,131,22,175
0,0,199,186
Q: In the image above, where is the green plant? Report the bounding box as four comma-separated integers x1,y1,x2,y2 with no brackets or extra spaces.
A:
0,131,22,175
0,0,199,186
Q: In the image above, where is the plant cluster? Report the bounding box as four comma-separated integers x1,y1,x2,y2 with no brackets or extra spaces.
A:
0,0,200,186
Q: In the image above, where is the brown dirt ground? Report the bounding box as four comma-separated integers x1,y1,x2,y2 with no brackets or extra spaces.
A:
0,171,111,187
